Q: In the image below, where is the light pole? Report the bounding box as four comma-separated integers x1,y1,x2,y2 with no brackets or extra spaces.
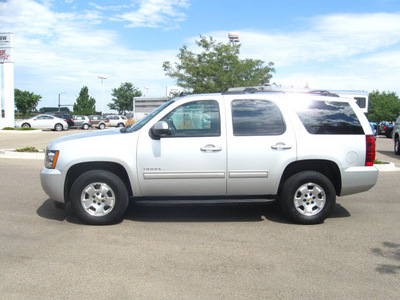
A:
98,75,107,115
58,92,65,111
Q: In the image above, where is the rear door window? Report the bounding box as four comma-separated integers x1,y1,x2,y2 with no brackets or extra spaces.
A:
231,100,286,136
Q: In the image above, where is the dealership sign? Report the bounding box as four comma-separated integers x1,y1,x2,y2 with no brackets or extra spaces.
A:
0,33,13,63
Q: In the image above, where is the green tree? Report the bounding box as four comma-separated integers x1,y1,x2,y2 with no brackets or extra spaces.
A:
367,91,400,122
14,89,41,116
73,86,96,115
163,35,275,94
108,82,142,114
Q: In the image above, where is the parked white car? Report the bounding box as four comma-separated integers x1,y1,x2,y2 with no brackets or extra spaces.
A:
106,115,127,127
15,114,69,131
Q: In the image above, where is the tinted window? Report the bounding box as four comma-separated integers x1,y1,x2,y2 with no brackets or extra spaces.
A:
162,100,220,137
232,100,286,136
355,97,366,109
295,100,364,134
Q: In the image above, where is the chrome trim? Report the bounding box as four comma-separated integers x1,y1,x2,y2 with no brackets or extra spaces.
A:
229,171,268,178
144,171,226,180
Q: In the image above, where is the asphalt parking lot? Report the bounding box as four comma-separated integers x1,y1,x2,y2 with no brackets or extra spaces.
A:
0,130,399,299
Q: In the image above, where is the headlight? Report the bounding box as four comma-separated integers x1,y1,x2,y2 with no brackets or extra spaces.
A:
45,150,60,169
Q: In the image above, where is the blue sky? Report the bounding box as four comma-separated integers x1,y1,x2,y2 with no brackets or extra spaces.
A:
1,0,400,112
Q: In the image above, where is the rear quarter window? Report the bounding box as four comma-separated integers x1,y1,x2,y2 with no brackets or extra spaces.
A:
295,100,364,134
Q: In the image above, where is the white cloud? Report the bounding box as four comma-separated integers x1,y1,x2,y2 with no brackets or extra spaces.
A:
116,0,190,28
1,0,178,109
202,12,400,93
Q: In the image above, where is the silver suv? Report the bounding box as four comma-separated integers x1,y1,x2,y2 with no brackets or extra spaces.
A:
40,88,378,225
393,115,400,155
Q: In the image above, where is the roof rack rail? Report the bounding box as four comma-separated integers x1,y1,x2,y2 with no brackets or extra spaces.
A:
223,85,339,97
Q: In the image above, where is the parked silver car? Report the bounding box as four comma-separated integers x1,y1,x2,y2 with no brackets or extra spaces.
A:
15,114,69,131
72,115,92,130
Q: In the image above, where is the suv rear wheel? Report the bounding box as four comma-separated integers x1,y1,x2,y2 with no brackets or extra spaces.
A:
70,170,129,225
279,171,336,224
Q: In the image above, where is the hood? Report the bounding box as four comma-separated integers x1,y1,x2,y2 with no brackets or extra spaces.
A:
47,128,122,148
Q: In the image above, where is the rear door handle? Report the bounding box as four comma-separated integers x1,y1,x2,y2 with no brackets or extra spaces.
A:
201,144,222,152
271,143,292,150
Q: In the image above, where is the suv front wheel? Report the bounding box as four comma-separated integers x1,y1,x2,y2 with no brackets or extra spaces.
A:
279,171,336,224
70,170,129,225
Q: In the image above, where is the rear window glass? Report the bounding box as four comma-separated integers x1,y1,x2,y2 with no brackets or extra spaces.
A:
295,100,364,134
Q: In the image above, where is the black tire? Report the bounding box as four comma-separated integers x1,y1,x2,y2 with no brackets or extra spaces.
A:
395,136,400,155
70,170,129,225
99,123,105,130
54,123,63,131
82,123,89,130
117,123,125,127
279,171,336,224
22,123,31,128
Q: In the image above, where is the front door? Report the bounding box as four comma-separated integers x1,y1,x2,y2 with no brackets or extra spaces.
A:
137,99,227,197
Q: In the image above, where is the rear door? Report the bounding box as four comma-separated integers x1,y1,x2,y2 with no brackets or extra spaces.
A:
225,96,297,196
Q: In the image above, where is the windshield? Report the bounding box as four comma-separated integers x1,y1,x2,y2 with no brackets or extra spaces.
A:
121,100,175,133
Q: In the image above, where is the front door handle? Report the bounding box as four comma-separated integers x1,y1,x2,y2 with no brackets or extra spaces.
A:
271,143,292,150
201,144,222,152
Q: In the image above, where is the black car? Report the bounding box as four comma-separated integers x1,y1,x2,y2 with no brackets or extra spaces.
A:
48,111,74,127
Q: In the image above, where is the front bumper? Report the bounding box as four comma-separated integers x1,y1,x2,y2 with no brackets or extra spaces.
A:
40,168,65,203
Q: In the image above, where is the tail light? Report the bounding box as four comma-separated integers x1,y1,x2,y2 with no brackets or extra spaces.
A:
384,125,387,130
365,135,375,166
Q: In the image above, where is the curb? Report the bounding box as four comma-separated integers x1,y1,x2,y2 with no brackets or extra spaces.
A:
374,162,400,172
0,129,43,134
0,149,45,160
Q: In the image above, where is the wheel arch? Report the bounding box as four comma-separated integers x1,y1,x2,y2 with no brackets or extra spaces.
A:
64,162,133,203
279,160,341,196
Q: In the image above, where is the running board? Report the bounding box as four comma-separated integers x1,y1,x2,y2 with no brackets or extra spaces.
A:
133,198,276,206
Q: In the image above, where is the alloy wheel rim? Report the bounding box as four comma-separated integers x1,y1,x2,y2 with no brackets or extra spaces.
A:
293,182,326,216
80,182,115,217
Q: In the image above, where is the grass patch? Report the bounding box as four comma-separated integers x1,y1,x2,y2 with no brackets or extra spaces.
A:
15,146,40,153
374,159,389,165
2,127,38,131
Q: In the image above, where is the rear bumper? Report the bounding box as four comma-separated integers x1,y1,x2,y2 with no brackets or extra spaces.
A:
340,166,379,196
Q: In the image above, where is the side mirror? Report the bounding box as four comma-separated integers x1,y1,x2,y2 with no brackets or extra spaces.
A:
151,121,169,138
